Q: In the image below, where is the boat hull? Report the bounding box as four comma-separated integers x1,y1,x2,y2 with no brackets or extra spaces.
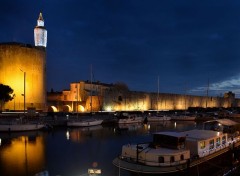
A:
0,124,45,132
113,141,240,175
171,116,196,121
113,157,188,174
118,117,143,124
67,119,103,127
147,116,171,122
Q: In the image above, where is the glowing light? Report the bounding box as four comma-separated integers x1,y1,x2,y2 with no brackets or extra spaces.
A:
106,106,112,111
174,122,177,128
148,124,150,130
88,169,101,174
79,105,85,112
0,138,1,146
51,106,58,112
66,131,70,140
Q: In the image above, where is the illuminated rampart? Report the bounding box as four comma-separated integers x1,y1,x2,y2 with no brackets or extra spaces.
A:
0,43,46,111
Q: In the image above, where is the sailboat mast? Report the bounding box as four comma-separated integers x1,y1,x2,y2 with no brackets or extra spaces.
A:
157,76,159,112
76,83,78,117
206,78,209,108
90,64,93,113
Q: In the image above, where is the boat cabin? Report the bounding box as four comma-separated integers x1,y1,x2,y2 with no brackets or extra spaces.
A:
121,132,190,167
152,131,186,149
181,129,228,158
203,119,240,134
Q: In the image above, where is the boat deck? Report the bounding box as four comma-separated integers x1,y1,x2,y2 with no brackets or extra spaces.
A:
113,157,188,174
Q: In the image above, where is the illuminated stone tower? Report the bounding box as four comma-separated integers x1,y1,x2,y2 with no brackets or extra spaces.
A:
0,12,47,111
34,12,47,47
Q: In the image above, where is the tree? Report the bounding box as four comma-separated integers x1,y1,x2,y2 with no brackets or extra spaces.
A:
0,84,14,111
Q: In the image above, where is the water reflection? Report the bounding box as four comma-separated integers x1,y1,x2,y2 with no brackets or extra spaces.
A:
146,120,198,133
0,121,204,176
0,132,46,176
117,123,143,131
67,125,104,142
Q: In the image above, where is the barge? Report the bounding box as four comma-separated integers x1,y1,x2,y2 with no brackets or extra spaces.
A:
113,119,240,175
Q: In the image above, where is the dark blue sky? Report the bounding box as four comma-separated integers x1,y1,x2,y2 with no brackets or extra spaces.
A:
1,0,240,97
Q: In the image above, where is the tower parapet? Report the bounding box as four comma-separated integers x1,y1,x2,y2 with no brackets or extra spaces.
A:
34,12,47,47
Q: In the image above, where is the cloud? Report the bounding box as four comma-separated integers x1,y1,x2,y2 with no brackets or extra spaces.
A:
190,75,240,97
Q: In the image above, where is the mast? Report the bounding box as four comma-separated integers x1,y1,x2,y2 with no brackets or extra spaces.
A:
157,76,159,112
90,65,93,113
77,83,78,116
206,78,209,108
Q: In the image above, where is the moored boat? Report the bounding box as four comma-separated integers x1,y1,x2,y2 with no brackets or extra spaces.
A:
113,119,240,175
117,113,143,124
147,114,171,122
0,118,45,132
170,115,196,121
67,118,103,127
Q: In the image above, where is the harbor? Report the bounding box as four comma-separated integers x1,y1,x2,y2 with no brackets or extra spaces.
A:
0,113,240,176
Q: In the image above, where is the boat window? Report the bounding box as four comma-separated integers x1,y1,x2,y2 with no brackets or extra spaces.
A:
180,154,184,160
209,139,214,150
170,156,175,163
222,136,226,144
200,141,205,149
158,156,164,163
216,137,221,147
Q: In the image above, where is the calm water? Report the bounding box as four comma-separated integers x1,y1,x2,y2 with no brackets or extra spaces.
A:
0,121,201,176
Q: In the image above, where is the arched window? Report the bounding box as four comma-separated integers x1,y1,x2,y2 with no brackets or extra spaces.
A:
170,156,175,163
181,154,184,160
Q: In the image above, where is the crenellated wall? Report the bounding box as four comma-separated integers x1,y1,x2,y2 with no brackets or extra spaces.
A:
102,91,239,111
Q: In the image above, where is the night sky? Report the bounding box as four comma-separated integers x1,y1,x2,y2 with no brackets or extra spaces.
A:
1,0,240,97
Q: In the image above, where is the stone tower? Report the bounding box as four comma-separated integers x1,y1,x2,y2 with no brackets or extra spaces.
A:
0,12,47,111
34,12,47,47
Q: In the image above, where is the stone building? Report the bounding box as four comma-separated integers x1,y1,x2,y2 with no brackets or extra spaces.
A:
47,81,113,112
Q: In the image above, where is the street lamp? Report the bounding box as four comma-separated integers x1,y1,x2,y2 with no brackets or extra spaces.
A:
12,94,16,111
20,69,26,114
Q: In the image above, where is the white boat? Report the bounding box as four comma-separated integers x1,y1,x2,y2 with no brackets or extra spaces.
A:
67,118,103,127
113,119,240,174
147,114,171,122
0,119,45,132
117,113,143,124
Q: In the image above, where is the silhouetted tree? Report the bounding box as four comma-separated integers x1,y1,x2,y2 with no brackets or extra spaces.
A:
0,84,14,111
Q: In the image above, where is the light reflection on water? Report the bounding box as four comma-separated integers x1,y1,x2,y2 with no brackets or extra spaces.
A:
0,121,198,176
0,132,46,176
